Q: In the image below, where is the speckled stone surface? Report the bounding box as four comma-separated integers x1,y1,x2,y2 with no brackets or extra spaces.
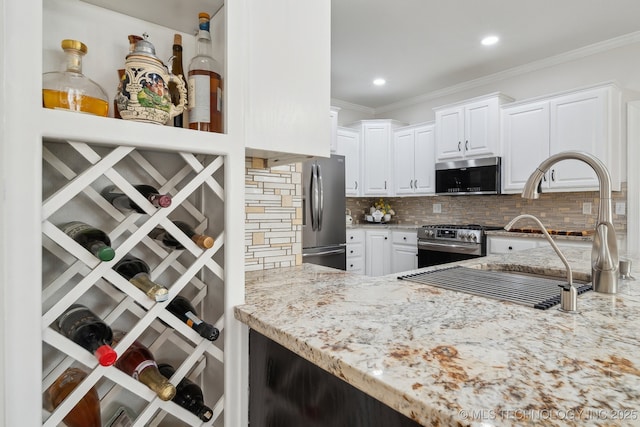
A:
235,247,640,426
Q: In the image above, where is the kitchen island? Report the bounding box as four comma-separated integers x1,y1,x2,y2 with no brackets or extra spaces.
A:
235,247,640,426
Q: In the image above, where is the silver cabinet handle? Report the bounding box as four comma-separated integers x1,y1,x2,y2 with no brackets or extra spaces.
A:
465,140,469,151
410,180,413,188
458,141,461,151
384,180,387,190
551,169,556,182
355,181,358,190
414,179,417,188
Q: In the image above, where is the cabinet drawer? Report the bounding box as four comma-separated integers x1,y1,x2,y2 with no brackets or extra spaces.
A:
347,256,364,273
489,237,539,254
347,243,364,258
347,228,365,243
392,230,418,245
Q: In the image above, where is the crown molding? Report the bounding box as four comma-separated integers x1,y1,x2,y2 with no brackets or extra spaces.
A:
330,98,376,115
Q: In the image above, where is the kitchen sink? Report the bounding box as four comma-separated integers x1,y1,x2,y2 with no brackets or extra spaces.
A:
397,265,591,310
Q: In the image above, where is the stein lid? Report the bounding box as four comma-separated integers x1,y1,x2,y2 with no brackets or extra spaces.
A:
129,33,161,62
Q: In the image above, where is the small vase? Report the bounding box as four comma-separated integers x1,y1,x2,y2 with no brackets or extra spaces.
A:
384,214,391,222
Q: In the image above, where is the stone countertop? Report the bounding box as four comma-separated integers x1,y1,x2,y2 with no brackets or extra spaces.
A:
235,248,640,426
348,223,420,230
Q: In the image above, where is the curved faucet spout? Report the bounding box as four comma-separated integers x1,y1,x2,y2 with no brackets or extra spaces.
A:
521,151,618,294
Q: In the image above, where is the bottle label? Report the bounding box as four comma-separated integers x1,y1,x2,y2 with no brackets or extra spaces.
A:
132,360,157,380
185,311,203,327
188,74,211,123
62,221,92,239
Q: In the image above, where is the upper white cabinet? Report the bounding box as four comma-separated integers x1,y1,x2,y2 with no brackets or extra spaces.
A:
330,106,341,153
245,0,331,165
434,93,513,162
501,83,621,193
393,123,435,195
336,126,361,196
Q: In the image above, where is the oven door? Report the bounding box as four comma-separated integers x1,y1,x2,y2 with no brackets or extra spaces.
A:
417,240,483,268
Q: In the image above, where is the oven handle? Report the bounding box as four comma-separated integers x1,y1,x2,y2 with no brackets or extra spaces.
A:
417,240,482,255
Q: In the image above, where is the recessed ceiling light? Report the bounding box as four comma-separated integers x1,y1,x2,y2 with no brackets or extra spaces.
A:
373,78,386,86
481,35,499,46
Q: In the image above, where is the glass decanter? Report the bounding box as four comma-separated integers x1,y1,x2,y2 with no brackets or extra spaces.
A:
43,39,109,117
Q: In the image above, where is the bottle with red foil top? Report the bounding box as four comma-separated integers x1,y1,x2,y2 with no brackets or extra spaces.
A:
57,304,117,367
113,331,176,401
43,367,102,427
101,184,171,214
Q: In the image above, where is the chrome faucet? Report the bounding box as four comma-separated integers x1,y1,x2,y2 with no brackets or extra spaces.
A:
505,214,577,312
521,151,618,294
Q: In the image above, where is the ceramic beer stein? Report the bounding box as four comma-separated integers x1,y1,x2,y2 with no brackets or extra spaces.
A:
116,34,187,125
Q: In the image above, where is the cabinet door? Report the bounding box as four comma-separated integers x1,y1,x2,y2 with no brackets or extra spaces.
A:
391,245,418,274
330,107,340,153
549,88,607,189
413,125,435,194
464,97,500,158
501,101,550,193
435,107,465,161
393,129,416,195
365,231,391,276
362,123,392,196
488,237,540,254
337,127,361,196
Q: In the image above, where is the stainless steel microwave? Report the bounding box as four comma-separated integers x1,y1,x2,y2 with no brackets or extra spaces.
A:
435,157,501,195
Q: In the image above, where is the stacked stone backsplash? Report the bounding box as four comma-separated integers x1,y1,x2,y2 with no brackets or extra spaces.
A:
245,158,302,271
347,183,628,233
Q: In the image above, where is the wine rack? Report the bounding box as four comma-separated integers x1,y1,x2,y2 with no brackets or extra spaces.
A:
40,131,232,426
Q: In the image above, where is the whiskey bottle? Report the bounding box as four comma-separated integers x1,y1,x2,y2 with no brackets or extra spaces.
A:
113,255,169,302
61,221,115,261
101,184,171,214
158,363,213,421
43,368,102,427
148,221,214,250
57,304,117,367
166,296,219,341
188,12,223,133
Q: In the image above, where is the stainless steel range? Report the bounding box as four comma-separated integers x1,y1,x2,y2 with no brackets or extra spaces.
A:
417,224,502,268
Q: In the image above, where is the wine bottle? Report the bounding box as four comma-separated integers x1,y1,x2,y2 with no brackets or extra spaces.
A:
112,331,176,401
101,184,171,214
148,221,214,250
57,304,117,366
169,34,186,128
166,296,219,341
112,255,169,302
61,221,116,261
43,368,102,427
188,12,223,133
158,363,213,422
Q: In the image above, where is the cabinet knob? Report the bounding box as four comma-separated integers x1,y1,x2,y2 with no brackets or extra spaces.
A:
350,236,354,240
551,169,556,181
508,246,513,250
403,237,407,240
465,140,469,151
458,141,462,151
350,264,354,268
384,236,388,240
350,250,354,254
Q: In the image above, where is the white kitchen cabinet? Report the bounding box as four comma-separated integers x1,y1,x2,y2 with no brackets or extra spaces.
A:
434,93,513,162
330,106,341,153
336,127,361,196
245,0,331,166
393,123,435,195
391,230,418,273
350,120,405,197
365,229,391,276
346,229,365,274
488,236,541,254
501,83,621,193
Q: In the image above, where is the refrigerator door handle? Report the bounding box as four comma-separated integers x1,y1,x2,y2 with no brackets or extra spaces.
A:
317,163,324,231
311,163,319,231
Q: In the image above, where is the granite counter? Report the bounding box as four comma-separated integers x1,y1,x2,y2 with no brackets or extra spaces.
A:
235,248,640,426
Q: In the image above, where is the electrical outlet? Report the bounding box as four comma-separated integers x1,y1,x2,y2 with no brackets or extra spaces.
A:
433,203,442,213
582,202,592,215
616,202,626,215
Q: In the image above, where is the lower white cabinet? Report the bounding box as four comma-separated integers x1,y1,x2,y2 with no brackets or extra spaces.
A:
391,230,418,273
365,229,391,276
488,235,591,254
346,229,365,274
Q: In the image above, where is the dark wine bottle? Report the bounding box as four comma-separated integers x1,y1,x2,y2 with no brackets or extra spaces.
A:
43,368,102,427
169,34,185,128
57,304,117,366
166,296,219,341
113,255,169,302
61,221,115,261
158,363,213,422
148,221,214,250
112,331,176,401
101,184,171,214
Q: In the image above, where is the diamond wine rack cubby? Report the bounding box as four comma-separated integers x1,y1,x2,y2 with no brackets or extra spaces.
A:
41,136,228,427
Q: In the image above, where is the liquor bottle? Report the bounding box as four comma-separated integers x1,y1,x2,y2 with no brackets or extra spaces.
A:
188,12,223,133
158,363,213,422
42,39,109,117
112,331,176,401
43,368,102,427
101,184,172,214
61,221,116,262
148,221,214,250
113,255,169,302
166,296,219,341
169,34,186,128
57,304,117,367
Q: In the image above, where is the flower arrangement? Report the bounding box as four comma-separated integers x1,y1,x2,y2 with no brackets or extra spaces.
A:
374,198,395,216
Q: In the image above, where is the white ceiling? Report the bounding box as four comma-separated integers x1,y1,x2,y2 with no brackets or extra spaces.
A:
331,0,640,109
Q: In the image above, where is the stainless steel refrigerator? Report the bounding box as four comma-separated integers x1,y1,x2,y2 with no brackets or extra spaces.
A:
302,155,347,270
